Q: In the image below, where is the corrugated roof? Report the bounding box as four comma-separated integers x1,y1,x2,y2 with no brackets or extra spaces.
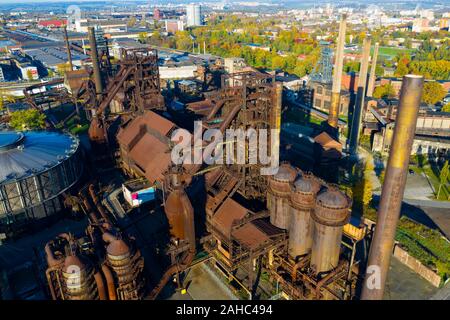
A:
212,198,250,236
232,222,270,250
117,111,176,184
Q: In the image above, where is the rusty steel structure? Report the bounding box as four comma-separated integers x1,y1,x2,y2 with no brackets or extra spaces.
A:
45,185,145,300
266,170,357,300
361,75,424,300
86,47,164,145
201,72,281,199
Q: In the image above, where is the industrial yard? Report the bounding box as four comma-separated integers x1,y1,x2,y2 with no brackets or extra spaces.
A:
0,1,449,305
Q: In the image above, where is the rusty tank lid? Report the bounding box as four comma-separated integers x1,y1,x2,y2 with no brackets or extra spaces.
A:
272,163,297,182
268,163,297,196
106,239,131,257
293,174,321,194
313,187,351,226
316,187,350,209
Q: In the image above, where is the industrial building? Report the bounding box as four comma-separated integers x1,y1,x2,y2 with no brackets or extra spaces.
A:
0,12,430,302
186,4,203,27
0,131,83,238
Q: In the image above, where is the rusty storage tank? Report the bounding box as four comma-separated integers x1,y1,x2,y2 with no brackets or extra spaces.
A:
310,187,351,275
164,174,195,245
103,233,145,300
288,173,321,259
61,255,98,300
267,163,297,230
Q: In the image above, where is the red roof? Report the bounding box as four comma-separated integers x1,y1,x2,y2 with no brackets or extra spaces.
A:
38,20,67,27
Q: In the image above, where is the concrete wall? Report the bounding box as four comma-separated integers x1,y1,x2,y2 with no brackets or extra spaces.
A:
393,243,442,288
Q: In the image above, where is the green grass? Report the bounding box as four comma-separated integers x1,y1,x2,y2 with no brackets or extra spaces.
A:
364,209,450,283
395,217,450,282
376,46,415,58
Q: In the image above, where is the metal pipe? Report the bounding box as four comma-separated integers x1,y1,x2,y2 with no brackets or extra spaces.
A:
63,26,73,72
101,264,117,300
366,42,379,98
94,271,107,300
89,184,111,223
361,75,424,300
88,26,103,95
349,37,371,155
328,14,347,128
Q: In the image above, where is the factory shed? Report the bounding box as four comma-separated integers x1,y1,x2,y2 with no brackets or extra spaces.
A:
117,111,176,184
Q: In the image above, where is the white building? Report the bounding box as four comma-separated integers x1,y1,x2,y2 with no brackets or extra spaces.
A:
186,4,202,27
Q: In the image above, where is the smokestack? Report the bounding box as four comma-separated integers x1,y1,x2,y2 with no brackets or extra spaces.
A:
88,27,103,96
328,14,347,128
349,37,371,155
63,26,73,72
361,75,424,300
366,42,379,98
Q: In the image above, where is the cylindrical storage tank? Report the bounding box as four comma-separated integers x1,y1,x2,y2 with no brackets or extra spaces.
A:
62,255,98,300
267,163,297,230
310,187,350,275
288,173,321,259
104,234,145,300
0,131,83,237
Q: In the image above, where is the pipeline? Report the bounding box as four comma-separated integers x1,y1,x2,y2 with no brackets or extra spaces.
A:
89,184,111,223
101,264,117,300
94,271,107,300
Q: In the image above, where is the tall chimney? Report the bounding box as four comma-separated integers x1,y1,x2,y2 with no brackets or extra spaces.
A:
349,37,371,155
63,26,73,72
366,42,379,98
328,14,347,128
361,75,424,300
88,27,103,96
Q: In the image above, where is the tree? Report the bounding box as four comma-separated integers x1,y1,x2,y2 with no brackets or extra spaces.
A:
138,32,148,43
26,69,34,81
442,103,450,113
373,83,396,99
127,16,137,27
0,90,15,111
352,159,374,215
422,82,446,105
9,109,46,131
437,161,449,200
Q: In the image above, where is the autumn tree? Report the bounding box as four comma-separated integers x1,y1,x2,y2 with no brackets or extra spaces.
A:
0,90,15,111
9,109,46,130
442,103,450,113
26,69,34,81
437,160,449,200
422,82,446,105
373,83,396,99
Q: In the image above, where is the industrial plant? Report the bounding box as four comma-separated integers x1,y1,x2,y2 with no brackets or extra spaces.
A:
0,8,442,303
